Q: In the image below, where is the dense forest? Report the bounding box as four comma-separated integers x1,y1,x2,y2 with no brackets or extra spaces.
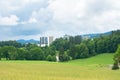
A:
0,30,120,61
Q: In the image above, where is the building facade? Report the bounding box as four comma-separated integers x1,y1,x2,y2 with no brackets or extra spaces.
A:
40,36,53,47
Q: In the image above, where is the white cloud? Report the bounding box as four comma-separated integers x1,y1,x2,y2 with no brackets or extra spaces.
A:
0,15,19,25
48,0,87,23
47,0,120,34
21,17,38,24
0,0,46,16
31,7,53,22
28,17,38,23
0,0,120,40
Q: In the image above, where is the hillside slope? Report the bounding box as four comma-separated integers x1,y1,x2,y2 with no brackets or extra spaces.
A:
68,53,114,66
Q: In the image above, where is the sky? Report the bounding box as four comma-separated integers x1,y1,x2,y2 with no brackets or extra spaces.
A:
0,0,120,40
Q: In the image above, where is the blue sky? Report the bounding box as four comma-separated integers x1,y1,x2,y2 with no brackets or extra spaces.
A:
0,0,120,40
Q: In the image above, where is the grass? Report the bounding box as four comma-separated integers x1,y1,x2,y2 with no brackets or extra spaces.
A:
68,53,114,66
0,53,120,80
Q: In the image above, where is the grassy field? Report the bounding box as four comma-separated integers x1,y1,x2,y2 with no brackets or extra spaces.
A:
0,53,120,80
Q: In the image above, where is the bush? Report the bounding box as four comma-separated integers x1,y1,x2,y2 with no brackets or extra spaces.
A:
112,44,120,70
59,53,70,62
112,62,119,70
46,55,56,61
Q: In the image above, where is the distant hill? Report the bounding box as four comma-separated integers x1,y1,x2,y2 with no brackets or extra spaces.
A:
81,31,112,39
17,31,112,44
17,39,39,44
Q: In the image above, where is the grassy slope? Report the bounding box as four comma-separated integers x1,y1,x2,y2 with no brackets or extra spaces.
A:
0,53,120,80
67,53,114,66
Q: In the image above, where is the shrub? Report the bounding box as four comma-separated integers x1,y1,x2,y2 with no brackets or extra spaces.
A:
46,55,56,61
112,62,119,70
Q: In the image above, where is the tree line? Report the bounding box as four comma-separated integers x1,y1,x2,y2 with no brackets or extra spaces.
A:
0,43,56,61
51,30,120,61
0,30,120,61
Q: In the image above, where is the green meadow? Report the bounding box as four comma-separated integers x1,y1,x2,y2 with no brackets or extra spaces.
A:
0,53,120,80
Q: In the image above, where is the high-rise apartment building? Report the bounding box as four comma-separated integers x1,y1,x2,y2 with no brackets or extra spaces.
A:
40,36,53,47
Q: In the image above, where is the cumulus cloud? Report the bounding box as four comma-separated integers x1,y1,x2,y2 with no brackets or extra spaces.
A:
47,0,120,34
48,0,87,23
28,17,38,23
0,15,19,25
0,0,120,40
31,8,53,22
